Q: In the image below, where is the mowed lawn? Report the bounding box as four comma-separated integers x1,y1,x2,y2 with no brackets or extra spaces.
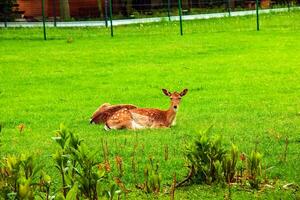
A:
1,11,300,199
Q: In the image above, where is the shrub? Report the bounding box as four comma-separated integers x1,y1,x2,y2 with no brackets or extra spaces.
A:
52,124,83,196
52,124,120,199
180,129,227,185
0,0,18,21
0,154,45,199
178,128,265,190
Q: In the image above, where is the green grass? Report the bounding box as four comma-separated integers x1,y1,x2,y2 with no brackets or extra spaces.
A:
1,11,300,199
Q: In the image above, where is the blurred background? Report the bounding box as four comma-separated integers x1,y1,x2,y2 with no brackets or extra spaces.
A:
0,0,299,25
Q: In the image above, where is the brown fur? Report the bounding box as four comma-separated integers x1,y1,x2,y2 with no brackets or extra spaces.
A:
90,103,137,124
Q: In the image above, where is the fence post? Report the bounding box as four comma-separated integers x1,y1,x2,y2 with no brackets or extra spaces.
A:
109,0,113,37
42,0,47,40
4,2,7,27
105,0,108,27
167,0,171,21
255,0,259,31
178,0,183,35
287,0,290,11
227,0,231,16
53,0,57,27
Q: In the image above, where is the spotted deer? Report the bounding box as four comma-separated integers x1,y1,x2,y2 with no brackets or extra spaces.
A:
93,88,188,130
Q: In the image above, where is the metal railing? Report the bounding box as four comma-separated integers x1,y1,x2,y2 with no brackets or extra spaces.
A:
0,0,299,39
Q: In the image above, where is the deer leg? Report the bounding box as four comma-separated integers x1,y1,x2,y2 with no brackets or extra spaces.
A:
105,120,134,130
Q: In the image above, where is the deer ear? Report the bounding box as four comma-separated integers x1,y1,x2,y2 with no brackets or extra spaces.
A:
162,89,171,96
180,88,188,96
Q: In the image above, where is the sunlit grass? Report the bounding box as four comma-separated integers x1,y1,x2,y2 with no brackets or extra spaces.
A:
0,10,300,199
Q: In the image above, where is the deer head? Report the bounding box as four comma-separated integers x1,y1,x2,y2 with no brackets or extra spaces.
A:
162,88,188,112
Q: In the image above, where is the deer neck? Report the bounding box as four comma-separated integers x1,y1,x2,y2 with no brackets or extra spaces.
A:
166,105,177,126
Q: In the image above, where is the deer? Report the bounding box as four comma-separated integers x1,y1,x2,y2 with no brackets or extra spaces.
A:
90,88,188,130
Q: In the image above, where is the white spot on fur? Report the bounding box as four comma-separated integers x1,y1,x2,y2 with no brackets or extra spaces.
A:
131,120,145,129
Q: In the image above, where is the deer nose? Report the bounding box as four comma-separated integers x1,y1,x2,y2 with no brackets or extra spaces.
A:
173,105,177,109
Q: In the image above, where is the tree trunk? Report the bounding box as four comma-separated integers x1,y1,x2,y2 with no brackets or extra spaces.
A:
96,0,102,17
230,0,235,11
59,0,70,20
126,0,133,15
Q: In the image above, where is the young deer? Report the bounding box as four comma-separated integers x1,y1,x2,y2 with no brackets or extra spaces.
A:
103,88,188,130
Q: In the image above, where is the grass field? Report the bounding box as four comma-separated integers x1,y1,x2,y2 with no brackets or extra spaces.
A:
1,11,300,199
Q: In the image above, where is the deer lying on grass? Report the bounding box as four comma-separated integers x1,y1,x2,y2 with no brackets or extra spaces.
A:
90,88,188,130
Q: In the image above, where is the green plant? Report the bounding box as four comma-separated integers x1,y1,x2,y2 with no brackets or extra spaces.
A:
0,123,2,148
282,137,289,163
237,153,246,184
164,144,169,161
131,143,138,183
71,144,106,199
101,138,109,164
0,154,44,199
115,155,124,178
170,173,176,200
52,124,119,199
0,155,20,198
103,182,121,200
137,157,162,194
179,128,227,186
222,144,238,183
52,124,84,195
247,151,263,189
39,171,52,200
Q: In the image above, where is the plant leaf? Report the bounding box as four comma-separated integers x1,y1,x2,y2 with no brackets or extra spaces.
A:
66,182,78,200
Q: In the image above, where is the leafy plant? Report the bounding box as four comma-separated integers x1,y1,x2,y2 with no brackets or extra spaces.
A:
39,171,52,200
115,155,124,178
103,182,121,200
179,128,227,186
52,123,83,196
137,157,162,194
170,173,177,200
247,151,262,189
71,144,106,199
0,123,2,148
0,154,43,199
223,144,238,183
52,124,119,199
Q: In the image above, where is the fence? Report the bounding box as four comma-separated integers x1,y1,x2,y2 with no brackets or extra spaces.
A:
0,0,299,39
